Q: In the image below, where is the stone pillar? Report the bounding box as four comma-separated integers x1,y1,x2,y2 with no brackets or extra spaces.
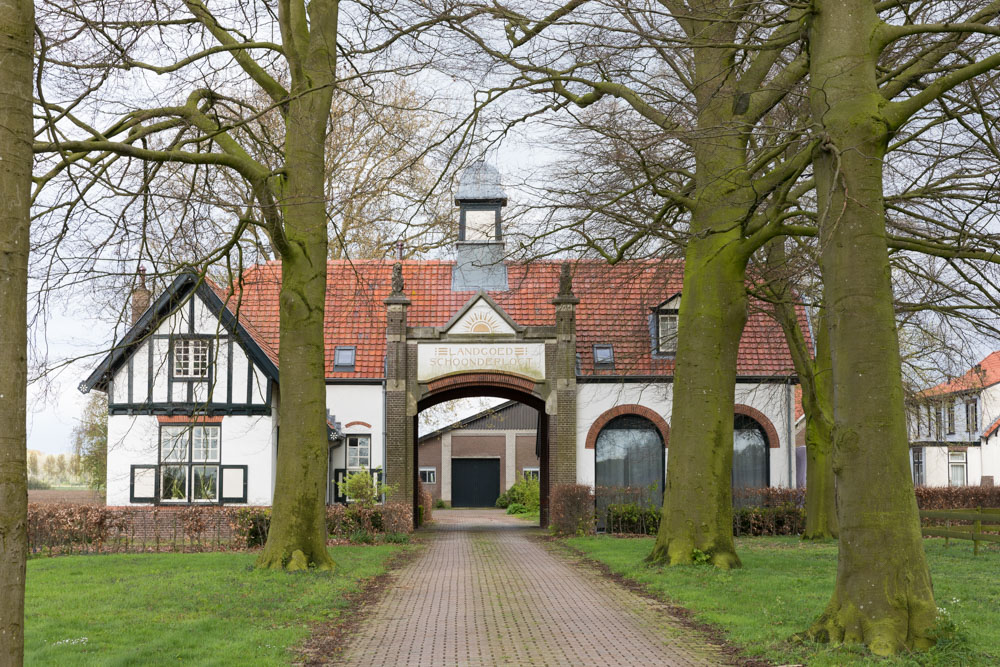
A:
384,263,413,515
549,264,580,523
441,432,452,503
505,431,516,490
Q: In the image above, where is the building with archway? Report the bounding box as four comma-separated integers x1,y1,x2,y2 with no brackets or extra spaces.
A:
81,162,807,523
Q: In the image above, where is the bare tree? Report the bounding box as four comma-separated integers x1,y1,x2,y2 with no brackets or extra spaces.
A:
31,0,426,570
803,0,1000,653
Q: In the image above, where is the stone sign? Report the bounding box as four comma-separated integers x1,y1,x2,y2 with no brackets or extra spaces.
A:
417,343,545,382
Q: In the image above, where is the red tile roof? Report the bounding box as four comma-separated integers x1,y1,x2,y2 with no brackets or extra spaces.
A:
983,415,1000,440
221,259,809,379
919,351,1000,397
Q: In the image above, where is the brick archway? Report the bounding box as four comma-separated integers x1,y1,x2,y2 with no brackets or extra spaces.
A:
585,404,670,450
422,372,543,407
734,404,781,448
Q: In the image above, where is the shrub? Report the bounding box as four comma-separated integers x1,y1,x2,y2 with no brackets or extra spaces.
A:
434,499,447,509
338,469,394,508
732,506,805,536
27,477,51,490
232,508,270,548
325,502,412,537
606,503,660,535
506,503,527,515
732,486,805,508
497,474,540,511
550,484,595,536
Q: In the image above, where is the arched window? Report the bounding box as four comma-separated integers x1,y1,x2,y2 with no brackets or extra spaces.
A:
595,414,665,506
733,414,769,489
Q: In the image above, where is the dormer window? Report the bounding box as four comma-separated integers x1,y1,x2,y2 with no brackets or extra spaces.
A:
593,344,615,369
658,314,678,354
334,346,356,372
173,339,210,379
653,293,680,355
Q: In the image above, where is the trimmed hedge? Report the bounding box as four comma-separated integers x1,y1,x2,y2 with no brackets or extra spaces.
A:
914,485,1000,509
232,503,413,547
605,503,659,535
550,484,595,535
28,502,414,555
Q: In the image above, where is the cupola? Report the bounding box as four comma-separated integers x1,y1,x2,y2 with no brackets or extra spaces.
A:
455,160,508,242
452,160,508,291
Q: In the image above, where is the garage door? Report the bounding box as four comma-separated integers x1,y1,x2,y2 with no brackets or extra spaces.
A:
451,458,501,508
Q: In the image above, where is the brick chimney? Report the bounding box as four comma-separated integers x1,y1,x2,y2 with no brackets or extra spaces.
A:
131,266,151,325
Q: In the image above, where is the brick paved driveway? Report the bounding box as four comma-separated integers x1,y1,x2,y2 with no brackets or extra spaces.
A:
336,509,728,666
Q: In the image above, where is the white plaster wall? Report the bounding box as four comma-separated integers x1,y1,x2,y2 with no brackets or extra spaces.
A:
221,415,277,505
983,434,1000,483
924,446,950,487
980,384,1000,436
325,384,385,470
968,447,983,486
106,415,160,506
105,413,275,506
575,380,796,489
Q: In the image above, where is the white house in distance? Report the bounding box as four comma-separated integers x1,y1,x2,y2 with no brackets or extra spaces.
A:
908,352,1000,487
81,162,809,510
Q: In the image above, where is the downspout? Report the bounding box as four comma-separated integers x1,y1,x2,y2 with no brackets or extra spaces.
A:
787,377,795,488
382,357,388,499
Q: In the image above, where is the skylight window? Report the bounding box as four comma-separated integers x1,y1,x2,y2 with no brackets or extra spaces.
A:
593,344,615,368
334,346,356,371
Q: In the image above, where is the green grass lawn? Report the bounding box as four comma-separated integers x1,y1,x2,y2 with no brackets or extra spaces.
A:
26,545,409,666
564,535,1000,666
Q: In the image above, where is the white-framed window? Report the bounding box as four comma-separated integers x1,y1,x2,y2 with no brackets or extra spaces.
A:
347,434,370,470
935,405,943,440
173,339,210,378
159,424,221,502
966,399,978,433
419,467,437,484
522,467,540,481
925,404,932,436
657,313,678,354
949,451,967,487
947,402,956,434
911,447,925,486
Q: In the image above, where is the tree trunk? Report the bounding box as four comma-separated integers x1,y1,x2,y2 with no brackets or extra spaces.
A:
805,0,935,653
0,0,33,661
802,311,837,540
650,234,749,568
763,246,838,540
256,0,339,571
649,11,756,568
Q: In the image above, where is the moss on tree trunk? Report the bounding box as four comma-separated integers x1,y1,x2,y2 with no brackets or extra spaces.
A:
255,0,339,572
0,0,32,660
650,235,749,569
804,0,935,652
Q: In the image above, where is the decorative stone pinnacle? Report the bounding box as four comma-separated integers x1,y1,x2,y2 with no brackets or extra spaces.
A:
558,263,573,297
391,262,404,296
552,262,580,306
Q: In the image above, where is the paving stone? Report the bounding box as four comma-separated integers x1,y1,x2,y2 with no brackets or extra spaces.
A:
336,510,729,666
